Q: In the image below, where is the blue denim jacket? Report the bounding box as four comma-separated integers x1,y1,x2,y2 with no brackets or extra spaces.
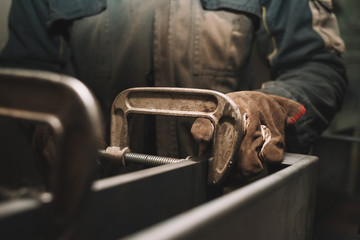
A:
0,0,347,153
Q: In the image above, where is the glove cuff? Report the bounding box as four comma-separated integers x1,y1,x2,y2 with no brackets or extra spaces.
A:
287,104,306,125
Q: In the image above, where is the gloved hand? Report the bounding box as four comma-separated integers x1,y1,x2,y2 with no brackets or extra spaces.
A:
191,91,305,176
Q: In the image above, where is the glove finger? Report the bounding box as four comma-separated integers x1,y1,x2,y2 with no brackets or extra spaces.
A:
260,130,285,163
190,118,214,142
238,121,264,176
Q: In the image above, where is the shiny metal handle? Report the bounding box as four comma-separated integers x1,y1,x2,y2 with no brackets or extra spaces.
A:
0,68,104,237
105,87,242,185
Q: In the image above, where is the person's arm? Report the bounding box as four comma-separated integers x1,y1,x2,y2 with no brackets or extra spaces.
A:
0,0,106,76
257,0,347,153
0,0,68,73
191,0,347,181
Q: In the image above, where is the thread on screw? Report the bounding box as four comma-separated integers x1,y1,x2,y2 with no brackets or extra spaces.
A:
124,153,185,166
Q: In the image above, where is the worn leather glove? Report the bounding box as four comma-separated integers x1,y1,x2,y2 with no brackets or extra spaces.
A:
191,91,305,176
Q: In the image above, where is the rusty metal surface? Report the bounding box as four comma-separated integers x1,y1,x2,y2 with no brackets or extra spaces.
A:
0,68,104,238
104,87,242,185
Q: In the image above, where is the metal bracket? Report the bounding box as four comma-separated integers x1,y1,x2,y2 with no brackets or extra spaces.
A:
104,87,242,185
0,68,104,237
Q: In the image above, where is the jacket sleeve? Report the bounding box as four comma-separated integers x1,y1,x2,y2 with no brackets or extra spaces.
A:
257,0,347,153
0,0,106,75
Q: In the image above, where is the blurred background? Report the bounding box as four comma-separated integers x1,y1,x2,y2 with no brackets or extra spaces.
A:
311,1,360,239
0,0,359,239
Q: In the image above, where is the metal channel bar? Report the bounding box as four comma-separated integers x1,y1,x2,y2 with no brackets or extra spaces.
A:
0,157,208,239
124,153,319,240
0,154,317,240
73,157,208,239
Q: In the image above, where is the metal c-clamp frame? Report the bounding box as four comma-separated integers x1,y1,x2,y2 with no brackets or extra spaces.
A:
101,87,243,185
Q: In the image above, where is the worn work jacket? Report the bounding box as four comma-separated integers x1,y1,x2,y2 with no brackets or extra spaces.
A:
0,0,347,158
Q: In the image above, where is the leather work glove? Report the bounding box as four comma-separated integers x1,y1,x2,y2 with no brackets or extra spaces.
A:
191,91,306,176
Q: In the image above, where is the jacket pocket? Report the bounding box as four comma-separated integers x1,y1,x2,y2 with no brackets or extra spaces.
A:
192,7,255,78
48,0,106,26
201,0,261,17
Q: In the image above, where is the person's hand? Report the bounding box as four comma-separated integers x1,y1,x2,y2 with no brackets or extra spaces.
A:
191,91,305,176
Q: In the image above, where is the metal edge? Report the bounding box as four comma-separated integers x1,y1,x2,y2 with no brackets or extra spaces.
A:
0,199,41,219
92,158,203,191
123,153,318,240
